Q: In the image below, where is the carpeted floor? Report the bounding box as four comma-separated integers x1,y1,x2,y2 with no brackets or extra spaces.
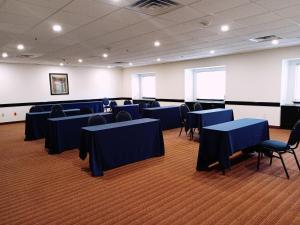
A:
0,122,300,225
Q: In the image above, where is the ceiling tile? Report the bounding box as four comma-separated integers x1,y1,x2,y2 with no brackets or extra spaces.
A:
191,0,250,14
254,0,300,11
16,0,72,9
274,4,300,18
158,6,206,23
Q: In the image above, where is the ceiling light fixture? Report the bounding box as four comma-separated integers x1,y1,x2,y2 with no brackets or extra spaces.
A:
78,58,83,63
52,24,62,32
271,39,279,45
154,41,161,47
60,62,64,66
210,50,215,54
107,65,111,69
17,44,24,50
129,62,133,66
156,58,161,62
2,52,8,58
102,53,108,58
221,25,229,32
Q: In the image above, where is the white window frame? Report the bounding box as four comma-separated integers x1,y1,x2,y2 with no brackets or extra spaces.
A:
132,72,156,99
294,64,300,102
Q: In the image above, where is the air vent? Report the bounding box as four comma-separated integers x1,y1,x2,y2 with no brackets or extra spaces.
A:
16,54,35,58
126,0,182,16
114,61,128,64
249,35,282,43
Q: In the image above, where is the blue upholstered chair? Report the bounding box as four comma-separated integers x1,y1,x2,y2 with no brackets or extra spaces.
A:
80,107,93,114
51,104,63,112
88,115,107,126
49,109,66,118
151,101,160,107
179,104,190,137
194,102,203,111
103,98,110,112
29,105,44,113
257,120,300,179
124,100,132,105
116,110,132,122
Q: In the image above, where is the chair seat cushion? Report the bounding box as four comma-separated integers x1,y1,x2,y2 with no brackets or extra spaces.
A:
260,140,288,151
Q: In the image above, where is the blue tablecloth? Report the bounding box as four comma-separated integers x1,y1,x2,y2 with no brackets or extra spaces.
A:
112,104,140,119
34,101,103,113
187,108,234,132
79,118,165,176
46,113,114,154
24,109,80,141
197,118,269,170
142,106,180,130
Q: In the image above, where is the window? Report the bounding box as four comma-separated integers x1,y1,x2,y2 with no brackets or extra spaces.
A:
131,73,156,99
294,64,300,102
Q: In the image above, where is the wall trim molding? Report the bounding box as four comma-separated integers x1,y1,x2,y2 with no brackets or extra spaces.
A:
225,101,280,107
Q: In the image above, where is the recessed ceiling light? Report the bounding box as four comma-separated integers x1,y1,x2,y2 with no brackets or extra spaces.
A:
59,62,64,66
52,24,62,32
156,58,161,62
78,58,83,63
2,52,8,58
107,65,111,69
17,44,24,50
102,53,108,58
210,50,215,54
221,25,229,32
129,62,133,66
154,41,161,47
271,39,279,45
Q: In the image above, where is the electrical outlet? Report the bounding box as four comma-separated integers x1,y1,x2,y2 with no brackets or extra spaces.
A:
13,112,17,116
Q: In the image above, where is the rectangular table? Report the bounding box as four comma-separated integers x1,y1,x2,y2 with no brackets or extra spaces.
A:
45,112,114,154
79,118,165,176
142,106,181,130
33,101,104,113
197,118,269,171
25,109,80,141
187,108,234,139
112,104,140,119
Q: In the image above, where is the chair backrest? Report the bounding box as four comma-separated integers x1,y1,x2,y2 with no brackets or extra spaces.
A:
109,100,117,108
179,104,190,121
49,110,66,118
194,102,203,111
51,104,63,112
88,115,107,126
103,98,109,106
80,107,93,114
151,101,160,107
139,102,148,109
288,120,300,148
124,100,132,105
29,105,44,113
116,110,132,122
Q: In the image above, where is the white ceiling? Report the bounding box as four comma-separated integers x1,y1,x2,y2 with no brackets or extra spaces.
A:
0,0,300,68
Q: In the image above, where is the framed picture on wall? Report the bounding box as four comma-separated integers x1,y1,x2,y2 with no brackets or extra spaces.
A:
49,73,69,95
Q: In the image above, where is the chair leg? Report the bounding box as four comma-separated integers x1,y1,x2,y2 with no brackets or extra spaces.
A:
279,153,290,179
269,151,273,166
257,151,261,170
291,150,300,171
179,126,183,136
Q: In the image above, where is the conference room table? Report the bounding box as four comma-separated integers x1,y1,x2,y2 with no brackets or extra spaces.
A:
45,112,114,154
142,106,181,130
24,109,80,141
33,101,104,113
112,104,140,119
79,118,165,176
197,118,269,172
187,108,234,139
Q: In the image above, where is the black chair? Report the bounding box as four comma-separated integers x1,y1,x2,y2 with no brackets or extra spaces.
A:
49,109,66,118
194,102,203,111
103,97,110,112
116,111,132,122
29,105,44,113
80,107,93,114
109,100,117,110
51,104,63,112
124,100,132,105
257,120,300,179
151,101,160,107
88,115,107,126
179,104,190,137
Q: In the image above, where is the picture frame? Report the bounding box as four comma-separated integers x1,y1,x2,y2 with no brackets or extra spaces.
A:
49,73,69,95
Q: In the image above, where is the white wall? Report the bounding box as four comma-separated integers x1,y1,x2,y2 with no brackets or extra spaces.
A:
122,46,300,126
0,63,122,123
